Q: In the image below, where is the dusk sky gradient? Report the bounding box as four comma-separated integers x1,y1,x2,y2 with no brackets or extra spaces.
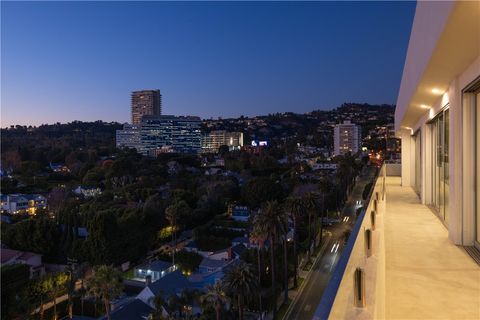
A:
1,1,416,126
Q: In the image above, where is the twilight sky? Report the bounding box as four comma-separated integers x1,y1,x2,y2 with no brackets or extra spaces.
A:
1,1,416,126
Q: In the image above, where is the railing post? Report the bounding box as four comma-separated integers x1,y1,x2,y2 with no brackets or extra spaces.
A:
371,210,376,230
354,268,366,308
365,229,373,257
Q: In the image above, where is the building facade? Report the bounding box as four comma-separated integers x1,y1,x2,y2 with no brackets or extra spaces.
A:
116,124,141,150
333,120,361,156
1,194,47,215
131,90,162,125
201,130,244,153
395,1,479,247
140,115,202,156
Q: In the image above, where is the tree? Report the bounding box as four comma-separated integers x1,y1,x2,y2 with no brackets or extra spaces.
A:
1,264,30,319
285,196,304,288
165,200,190,265
201,282,230,320
87,265,124,320
3,217,61,259
250,229,266,315
148,294,167,320
223,262,258,320
303,192,318,254
242,177,283,208
253,200,287,319
218,145,230,156
175,250,203,274
42,272,68,320
65,263,89,319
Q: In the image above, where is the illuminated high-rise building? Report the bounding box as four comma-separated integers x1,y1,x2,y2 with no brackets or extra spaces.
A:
131,90,161,125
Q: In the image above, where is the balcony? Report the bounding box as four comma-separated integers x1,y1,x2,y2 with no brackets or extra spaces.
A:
314,164,480,320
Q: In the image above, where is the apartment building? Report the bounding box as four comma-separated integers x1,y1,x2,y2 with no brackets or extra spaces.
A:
333,120,361,156
131,90,162,125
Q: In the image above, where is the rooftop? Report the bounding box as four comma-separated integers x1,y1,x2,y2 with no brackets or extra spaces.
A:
136,260,172,272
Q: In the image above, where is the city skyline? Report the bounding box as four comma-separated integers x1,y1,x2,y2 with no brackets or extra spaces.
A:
1,1,415,126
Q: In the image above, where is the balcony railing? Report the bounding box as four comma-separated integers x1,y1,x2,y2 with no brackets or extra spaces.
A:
313,164,389,320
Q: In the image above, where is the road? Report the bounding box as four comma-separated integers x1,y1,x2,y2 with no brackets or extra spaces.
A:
284,166,376,320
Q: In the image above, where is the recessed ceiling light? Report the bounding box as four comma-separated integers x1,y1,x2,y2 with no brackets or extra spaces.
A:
420,104,430,109
431,88,442,94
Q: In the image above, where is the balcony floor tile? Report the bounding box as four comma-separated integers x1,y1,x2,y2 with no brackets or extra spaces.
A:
385,177,480,320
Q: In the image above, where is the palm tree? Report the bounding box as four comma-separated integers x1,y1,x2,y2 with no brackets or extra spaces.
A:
303,192,318,255
253,200,287,319
201,282,230,320
250,229,266,315
87,265,124,320
65,262,88,319
318,178,333,245
43,272,68,320
148,294,167,320
223,262,258,320
285,196,304,288
165,200,189,266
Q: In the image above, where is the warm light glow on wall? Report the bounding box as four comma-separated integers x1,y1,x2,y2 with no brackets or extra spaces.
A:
420,104,430,109
441,92,449,107
431,88,443,94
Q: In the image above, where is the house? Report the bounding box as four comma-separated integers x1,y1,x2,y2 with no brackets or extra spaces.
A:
1,194,47,215
73,186,102,198
231,206,250,222
183,240,213,257
231,244,247,259
232,236,250,248
137,270,195,308
208,248,231,261
49,162,70,173
205,167,223,175
190,258,237,288
134,260,175,283
60,225,89,238
99,298,155,320
198,257,232,274
1,248,44,278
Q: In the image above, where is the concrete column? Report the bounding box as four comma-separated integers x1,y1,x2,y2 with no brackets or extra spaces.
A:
448,79,463,244
400,129,413,187
462,92,476,245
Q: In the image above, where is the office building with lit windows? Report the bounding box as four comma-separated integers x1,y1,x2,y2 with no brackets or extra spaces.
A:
116,124,141,151
201,130,244,153
333,120,361,156
139,115,201,156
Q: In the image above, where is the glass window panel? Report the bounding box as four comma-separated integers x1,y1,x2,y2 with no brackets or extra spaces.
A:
476,93,480,243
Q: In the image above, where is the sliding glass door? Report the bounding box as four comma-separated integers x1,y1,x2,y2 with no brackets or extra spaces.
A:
476,92,480,245
431,107,449,225
414,130,422,196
